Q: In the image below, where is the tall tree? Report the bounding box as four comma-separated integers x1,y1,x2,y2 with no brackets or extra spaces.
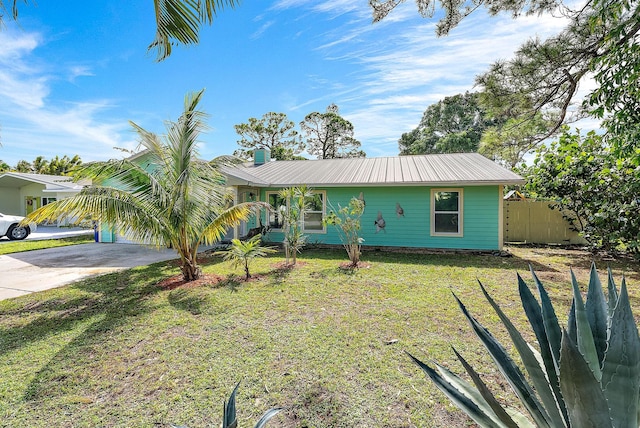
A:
398,92,493,155
32,156,49,174
300,104,365,159
43,155,82,175
233,112,302,161
14,160,31,172
479,113,554,169
3,155,83,174
373,0,640,161
0,160,9,172
27,90,267,281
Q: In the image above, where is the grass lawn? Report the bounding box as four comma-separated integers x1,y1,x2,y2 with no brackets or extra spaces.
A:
0,235,94,255
0,246,638,427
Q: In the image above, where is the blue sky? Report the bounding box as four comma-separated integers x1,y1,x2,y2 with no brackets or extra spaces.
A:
0,1,574,166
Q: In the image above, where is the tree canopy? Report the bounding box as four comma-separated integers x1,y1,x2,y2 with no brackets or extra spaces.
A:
479,113,553,169
524,128,639,254
398,92,492,155
233,112,302,161
377,0,639,163
300,104,365,159
1,155,82,175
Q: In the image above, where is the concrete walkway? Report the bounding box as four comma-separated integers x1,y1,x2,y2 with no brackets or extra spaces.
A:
0,243,178,300
27,225,94,240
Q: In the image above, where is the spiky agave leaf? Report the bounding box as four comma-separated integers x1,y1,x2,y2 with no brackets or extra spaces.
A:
407,352,510,427
479,280,568,427
253,407,284,428
223,381,240,428
566,300,577,343
585,262,609,365
570,269,601,381
601,277,640,428
530,267,563,378
559,330,613,428
607,267,619,317
451,347,524,428
518,274,569,426
452,293,552,428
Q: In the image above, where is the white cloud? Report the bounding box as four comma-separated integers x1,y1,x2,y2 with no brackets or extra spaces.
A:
251,20,275,39
299,4,581,154
0,29,131,165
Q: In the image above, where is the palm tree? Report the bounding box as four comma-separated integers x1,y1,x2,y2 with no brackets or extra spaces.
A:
27,89,267,281
217,235,276,280
149,0,240,61
2,1,239,61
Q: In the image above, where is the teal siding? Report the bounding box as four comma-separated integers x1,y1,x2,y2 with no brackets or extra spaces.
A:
259,185,501,251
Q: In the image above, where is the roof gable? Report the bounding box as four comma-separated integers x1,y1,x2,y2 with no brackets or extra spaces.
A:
223,153,523,187
0,172,90,190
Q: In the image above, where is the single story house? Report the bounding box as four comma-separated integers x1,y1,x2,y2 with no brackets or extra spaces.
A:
0,172,90,224
223,150,524,251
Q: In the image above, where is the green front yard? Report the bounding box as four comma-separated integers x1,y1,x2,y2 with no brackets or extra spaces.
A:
0,235,93,255
0,247,638,427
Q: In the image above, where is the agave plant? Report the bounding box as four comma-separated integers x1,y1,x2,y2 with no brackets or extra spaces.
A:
172,382,282,428
409,264,640,427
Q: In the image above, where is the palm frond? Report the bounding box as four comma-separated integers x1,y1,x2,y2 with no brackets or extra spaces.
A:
149,0,239,61
200,202,270,245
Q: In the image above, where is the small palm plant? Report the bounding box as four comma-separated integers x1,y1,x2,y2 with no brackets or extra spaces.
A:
409,263,639,427
217,235,275,280
325,197,365,267
278,186,313,266
172,381,282,428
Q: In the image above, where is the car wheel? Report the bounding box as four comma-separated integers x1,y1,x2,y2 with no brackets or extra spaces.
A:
7,224,30,240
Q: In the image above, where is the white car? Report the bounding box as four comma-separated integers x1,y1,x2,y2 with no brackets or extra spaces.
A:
0,213,37,240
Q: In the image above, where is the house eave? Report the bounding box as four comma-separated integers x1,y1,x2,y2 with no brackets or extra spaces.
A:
228,179,525,188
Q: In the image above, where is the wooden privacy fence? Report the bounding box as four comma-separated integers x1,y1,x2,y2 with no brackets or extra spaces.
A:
503,200,588,245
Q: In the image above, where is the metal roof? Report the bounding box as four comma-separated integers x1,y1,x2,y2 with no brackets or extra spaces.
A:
0,172,90,191
223,153,523,187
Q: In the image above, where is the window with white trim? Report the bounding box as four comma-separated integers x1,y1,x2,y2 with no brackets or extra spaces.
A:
431,189,463,236
303,192,325,232
267,192,287,230
266,190,326,233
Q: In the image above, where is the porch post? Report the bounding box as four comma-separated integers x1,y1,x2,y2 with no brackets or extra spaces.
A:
498,185,504,251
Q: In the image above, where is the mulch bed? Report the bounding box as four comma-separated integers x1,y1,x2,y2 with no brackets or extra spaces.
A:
338,261,372,270
156,273,224,290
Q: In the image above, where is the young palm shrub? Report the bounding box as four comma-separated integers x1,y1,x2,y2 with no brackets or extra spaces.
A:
172,382,282,428
25,89,268,281
277,186,313,266
325,197,365,267
409,264,639,427
216,235,276,280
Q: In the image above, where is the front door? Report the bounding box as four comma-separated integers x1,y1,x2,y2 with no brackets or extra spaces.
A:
25,196,40,216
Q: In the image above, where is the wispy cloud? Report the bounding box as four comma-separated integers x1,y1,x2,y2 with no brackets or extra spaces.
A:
287,3,582,154
0,28,132,165
251,20,275,39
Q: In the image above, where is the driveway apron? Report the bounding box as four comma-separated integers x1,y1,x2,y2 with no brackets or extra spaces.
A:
0,243,177,300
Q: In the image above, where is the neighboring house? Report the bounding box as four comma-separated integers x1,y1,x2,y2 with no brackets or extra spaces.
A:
0,172,90,224
223,149,524,251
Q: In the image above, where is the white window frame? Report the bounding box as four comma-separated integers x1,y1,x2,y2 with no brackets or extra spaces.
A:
431,188,464,237
266,190,326,234
266,191,287,231
303,190,326,233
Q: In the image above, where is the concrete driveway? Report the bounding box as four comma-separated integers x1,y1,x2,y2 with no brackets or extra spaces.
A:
0,243,178,300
